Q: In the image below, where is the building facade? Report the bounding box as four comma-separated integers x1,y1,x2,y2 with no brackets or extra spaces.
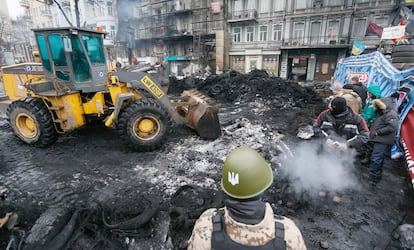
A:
15,0,117,64
118,0,229,78
227,0,399,81
8,0,406,82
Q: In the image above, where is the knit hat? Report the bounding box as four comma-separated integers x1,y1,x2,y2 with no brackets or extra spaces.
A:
342,84,354,90
330,96,347,115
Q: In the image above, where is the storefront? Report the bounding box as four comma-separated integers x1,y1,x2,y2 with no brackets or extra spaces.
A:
280,48,347,81
229,49,280,75
164,56,191,78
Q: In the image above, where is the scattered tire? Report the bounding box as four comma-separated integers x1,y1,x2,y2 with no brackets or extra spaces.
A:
391,51,414,58
392,44,414,53
117,98,172,151
209,83,224,96
7,98,58,147
392,57,414,63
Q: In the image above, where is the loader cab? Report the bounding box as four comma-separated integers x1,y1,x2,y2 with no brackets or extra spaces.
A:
32,27,108,93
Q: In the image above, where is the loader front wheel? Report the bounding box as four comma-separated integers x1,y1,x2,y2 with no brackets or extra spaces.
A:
7,98,58,147
117,99,172,151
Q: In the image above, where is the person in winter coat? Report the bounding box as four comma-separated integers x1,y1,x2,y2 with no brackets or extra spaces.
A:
351,76,368,108
187,147,307,250
361,85,382,128
313,96,369,150
368,98,398,184
341,84,363,113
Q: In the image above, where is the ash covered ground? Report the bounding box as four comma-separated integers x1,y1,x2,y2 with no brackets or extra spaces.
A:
1,70,414,250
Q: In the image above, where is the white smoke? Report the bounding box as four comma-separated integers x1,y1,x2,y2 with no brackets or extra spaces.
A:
279,140,361,197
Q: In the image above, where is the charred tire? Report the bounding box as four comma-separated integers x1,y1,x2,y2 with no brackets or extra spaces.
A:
391,52,414,58
392,57,414,63
7,98,58,147
117,99,172,151
392,44,414,53
209,84,224,96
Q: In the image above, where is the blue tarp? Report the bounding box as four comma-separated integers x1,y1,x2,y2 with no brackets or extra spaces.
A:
332,51,414,161
331,51,414,97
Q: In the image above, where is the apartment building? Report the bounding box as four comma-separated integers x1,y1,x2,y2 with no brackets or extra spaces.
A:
0,0,12,50
227,0,399,81
15,0,117,63
118,0,229,78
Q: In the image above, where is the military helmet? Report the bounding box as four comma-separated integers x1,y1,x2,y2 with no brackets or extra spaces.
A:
221,146,273,199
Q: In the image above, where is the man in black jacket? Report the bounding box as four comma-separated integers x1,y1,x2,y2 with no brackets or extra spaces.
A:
313,96,369,150
368,98,398,184
351,76,368,109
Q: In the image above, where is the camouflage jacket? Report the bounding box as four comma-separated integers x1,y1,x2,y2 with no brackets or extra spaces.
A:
187,203,306,250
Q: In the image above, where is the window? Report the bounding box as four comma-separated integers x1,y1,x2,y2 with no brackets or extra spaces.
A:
310,22,321,44
274,0,285,11
48,34,67,67
107,1,113,16
246,26,254,42
259,25,268,41
375,17,389,27
110,25,116,39
293,22,304,43
272,24,282,41
36,35,51,72
234,0,242,12
81,35,106,66
353,19,366,37
260,0,270,13
70,35,90,82
212,14,221,30
296,1,307,9
247,0,255,10
327,20,339,41
326,0,343,6
233,27,241,43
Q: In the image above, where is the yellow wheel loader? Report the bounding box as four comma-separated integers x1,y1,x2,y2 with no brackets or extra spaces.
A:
0,27,221,151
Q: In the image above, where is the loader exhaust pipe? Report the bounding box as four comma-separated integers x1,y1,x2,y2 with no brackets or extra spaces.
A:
176,89,221,140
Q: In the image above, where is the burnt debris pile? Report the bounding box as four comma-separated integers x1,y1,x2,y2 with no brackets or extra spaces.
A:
169,69,324,107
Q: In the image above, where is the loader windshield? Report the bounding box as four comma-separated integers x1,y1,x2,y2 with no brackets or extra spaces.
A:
70,35,91,82
81,35,106,66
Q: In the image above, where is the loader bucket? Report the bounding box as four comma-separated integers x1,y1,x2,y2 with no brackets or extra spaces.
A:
176,89,221,140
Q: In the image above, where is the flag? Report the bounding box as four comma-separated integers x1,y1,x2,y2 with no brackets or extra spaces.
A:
367,21,384,37
352,39,366,55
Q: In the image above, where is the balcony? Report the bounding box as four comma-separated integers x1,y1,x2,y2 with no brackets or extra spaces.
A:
165,2,192,15
41,10,52,16
282,36,350,48
228,9,258,23
19,0,29,8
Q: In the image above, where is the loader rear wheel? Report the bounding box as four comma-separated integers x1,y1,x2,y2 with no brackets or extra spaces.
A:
7,98,58,147
117,99,172,151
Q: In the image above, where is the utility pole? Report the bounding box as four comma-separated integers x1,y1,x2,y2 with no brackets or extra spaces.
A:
74,0,80,27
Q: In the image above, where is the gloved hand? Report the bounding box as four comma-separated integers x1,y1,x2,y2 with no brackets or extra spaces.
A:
313,126,322,137
326,138,347,151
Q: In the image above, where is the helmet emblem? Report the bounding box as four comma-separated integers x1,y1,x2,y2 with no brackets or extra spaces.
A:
228,172,239,186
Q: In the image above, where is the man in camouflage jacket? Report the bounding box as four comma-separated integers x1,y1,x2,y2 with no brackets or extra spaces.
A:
187,147,306,250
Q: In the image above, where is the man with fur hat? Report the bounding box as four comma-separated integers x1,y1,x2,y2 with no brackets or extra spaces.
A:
187,146,306,250
368,98,398,184
313,96,369,150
